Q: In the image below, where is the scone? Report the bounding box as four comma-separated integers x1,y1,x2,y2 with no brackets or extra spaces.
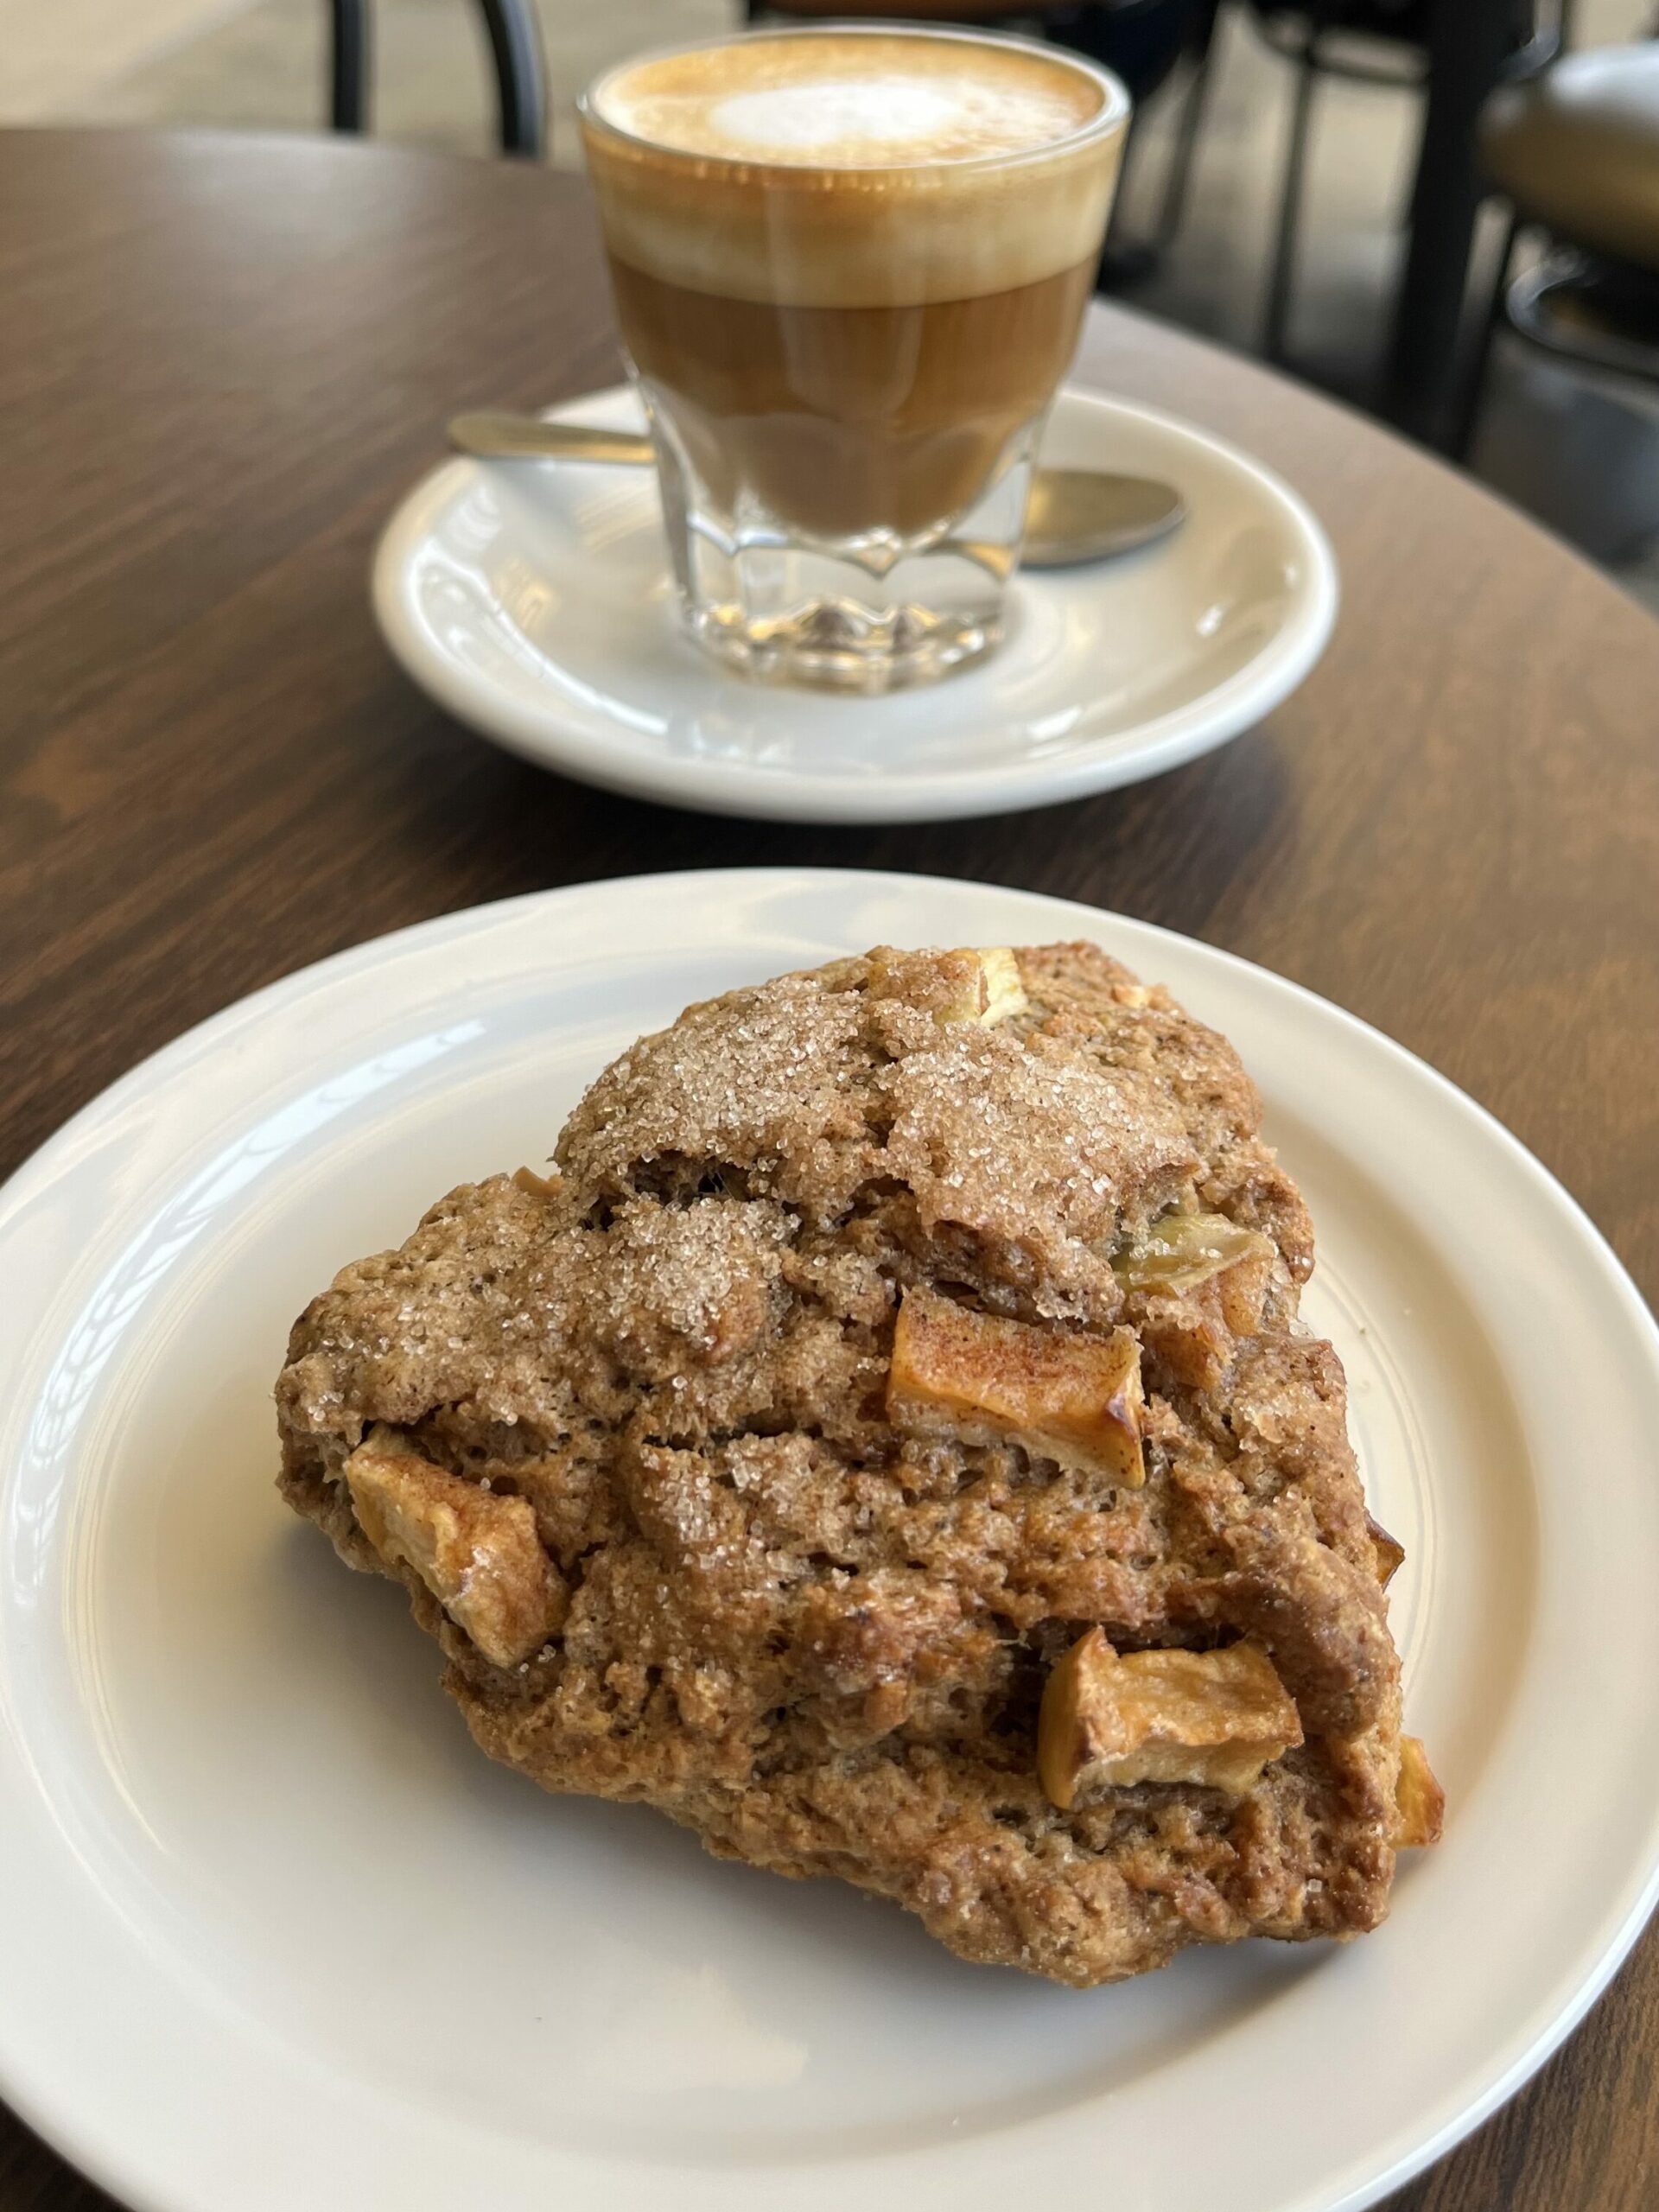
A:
276,942,1440,1986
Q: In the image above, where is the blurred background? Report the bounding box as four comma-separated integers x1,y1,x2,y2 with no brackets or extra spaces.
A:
7,0,1657,606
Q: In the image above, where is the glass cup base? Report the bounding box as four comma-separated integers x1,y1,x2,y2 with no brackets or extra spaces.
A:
683,583,1003,694
653,429,1036,696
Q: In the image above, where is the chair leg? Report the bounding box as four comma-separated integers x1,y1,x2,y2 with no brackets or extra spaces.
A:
477,0,545,159
1105,104,1146,251
1096,107,1164,289
1157,0,1223,251
1450,209,1519,463
1263,32,1320,365
329,0,369,132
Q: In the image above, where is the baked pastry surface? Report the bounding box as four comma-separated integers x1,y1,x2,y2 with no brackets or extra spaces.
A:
276,942,1437,1986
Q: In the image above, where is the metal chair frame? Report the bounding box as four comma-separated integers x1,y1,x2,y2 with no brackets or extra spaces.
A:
328,0,545,158
1249,2,1573,365
1453,225,1659,457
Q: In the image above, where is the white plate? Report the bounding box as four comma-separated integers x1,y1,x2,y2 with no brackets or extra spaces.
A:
3,868,1657,2212
372,386,1338,823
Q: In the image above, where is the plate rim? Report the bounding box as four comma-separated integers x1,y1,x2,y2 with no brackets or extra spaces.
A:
3,865,1657,2212
370,386,1340,823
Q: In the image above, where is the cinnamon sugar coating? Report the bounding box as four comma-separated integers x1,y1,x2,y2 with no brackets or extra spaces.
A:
276,942,1418,1986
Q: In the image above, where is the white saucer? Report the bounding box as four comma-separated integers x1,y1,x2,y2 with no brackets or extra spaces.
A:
4,868,1659,2212
372,385,1338,823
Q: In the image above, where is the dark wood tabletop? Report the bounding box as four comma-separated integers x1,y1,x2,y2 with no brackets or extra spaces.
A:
3,124,1657,2212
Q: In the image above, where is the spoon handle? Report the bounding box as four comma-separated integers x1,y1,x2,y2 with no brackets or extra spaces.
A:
448,410,655,467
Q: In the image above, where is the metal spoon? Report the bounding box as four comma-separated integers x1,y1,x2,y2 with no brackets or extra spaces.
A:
447,410,1185,568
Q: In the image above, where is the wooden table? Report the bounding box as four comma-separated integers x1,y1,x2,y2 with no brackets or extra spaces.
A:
3,125,1657,2211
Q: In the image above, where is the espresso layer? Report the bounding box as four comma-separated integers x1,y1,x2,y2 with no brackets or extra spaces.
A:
613,257,1097,537
582,29,1124,308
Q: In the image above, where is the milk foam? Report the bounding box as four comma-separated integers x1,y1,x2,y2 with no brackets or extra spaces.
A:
600,44,1103,167
582,30,1126,307
709,79,1005,160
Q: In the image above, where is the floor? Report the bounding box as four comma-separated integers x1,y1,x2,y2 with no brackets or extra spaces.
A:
7,0,1659,601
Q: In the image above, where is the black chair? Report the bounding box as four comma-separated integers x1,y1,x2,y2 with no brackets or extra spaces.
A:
1202,1,1572,363
328,0,546,159
1456,41,1659,457
1038,0,1204,110
744,2,1196,105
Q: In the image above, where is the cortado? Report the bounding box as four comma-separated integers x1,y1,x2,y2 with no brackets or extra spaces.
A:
580,28,1128,689
583,31,1124,537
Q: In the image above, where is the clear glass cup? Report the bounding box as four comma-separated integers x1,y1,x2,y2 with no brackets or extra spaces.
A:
579,25,1128,694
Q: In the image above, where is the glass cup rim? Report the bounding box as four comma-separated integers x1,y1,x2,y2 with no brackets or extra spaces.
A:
577,20,1131,181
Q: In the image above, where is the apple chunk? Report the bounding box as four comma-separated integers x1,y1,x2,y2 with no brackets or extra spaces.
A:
887,1288,1144,1486
1395,1735,1445,1847
1038,1629,1303,1808
344,1425,563,1669
1114,1211,1274,1298
867,945,1028,1027
1366,1513,1406,1589
942,946,1028,1027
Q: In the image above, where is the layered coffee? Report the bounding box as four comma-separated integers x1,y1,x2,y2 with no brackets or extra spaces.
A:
582,30,1126,539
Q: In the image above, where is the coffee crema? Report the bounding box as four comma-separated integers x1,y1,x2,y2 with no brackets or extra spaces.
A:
593,34,1103,168
582,29,1124,309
